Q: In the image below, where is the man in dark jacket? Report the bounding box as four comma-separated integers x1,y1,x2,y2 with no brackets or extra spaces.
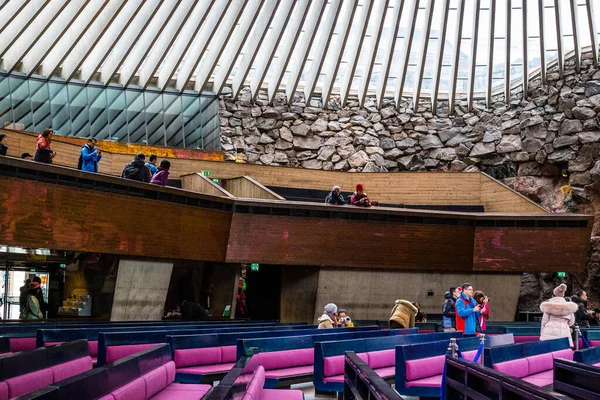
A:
442,287,458,331
325,186,345,205
121,153,152,183
572,290,592,328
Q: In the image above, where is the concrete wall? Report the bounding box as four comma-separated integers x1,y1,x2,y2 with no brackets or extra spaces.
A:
312,269,523,323
280,266,320,323
111,259,173,321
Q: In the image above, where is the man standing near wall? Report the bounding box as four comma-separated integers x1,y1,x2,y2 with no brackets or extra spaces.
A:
456,283,481,336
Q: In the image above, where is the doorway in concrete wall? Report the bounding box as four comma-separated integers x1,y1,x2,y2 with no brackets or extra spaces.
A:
244,264,282,321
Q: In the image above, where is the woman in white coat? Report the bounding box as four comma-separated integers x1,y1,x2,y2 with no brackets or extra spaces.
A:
540,284,578,346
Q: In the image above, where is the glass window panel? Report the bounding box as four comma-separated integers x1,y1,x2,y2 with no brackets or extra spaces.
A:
0,75,12,127
544,7,558,51
126,90,146,144
492,39,506,79
200,95,220,150
107,88,127,142
144,91,164,146
495,0,507,37
511,8,524,64
88,86,109,141
164,94,183,147
29,80,51,131
182,96,201,149
474,65,487,92
68,84,90,138
10,76,33,130
48,82,71,136
528,38,541,71
577,3,591,48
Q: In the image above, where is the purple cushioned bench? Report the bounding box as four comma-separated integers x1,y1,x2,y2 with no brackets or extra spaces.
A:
0,342,92,400
9,338,36,353
245,348,314,382
241,366,304,400
97,360,211,400
106,344,161,364
404,349,479,388
173,345,237,379
493,348,573,387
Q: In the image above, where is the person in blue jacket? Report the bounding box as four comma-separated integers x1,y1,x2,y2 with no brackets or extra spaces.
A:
80,138,102,173
455,282,481,336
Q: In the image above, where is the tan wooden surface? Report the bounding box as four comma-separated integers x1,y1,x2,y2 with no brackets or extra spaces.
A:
223,176,285,200
479,174,547,213
181,173,233,198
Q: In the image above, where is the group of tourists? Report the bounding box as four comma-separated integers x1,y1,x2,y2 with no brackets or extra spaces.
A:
317,303,354,329
441,283,490,336
325,184,379,207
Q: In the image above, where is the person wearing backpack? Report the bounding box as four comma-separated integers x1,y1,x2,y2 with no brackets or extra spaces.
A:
79,138,102,172
121,153,152,183
22,282,44,319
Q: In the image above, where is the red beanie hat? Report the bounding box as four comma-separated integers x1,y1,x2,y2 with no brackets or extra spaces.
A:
356,184,364,191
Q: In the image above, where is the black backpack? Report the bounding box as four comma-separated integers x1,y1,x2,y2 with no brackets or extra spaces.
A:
122,164,143,180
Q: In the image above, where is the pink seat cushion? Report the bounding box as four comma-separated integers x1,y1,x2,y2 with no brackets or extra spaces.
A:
143,366,168,398
97,395,115,400
373,366,395,379
405,374,442,387
521,370,553,387
526,353,554,375
323,353,368,378
5,368,53,398
323,374,344,383
264,365,313,379
111,377,146,400
106,344,160,364
150,383,212,400
260,388,305,400
0,381,8,400
493,358,529,378
246,348,314,372
462,350,478,361
52,356,93,382
10,337,36,353
590,340,600,347
594,361,600,367
221,346,237,363
165,361,176,384
245,366,266,400
174,347,221,368
88,341,99,357
367,349,395,370
551,349,573,360
405,355,444,381
176,363,235,375
513,336,540,343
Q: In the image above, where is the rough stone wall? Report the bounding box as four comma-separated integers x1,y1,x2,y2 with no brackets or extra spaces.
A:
219,52,600,311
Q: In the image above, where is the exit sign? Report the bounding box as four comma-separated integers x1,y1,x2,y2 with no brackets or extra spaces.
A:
250,263,259,272
202,170,211,177
557,272,566,278
212,178,219,183
60,264,66,269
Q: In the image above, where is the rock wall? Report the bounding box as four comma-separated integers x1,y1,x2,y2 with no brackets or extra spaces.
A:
219,52,600,310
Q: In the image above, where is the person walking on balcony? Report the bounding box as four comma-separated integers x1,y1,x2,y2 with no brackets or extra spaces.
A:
150,160,170,186
145,154,158,175
0,134,7,156
572,290,592,329
121,153,152,183
325,185,345,205
34,129,56,164
540,284,577,346
79,138,102,173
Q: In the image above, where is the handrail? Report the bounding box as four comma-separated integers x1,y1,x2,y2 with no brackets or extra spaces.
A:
344,351,403,400
203,351,256,400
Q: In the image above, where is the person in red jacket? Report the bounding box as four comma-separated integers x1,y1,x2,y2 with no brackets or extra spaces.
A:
350,184,379,207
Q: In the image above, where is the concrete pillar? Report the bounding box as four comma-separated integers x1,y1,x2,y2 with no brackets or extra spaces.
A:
110,259,174,321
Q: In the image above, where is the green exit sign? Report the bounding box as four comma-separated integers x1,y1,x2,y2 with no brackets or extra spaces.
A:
60,264,66,269
202,170,211,177
212,178,219,183
30,268,36,272
250,263,259,272
557,272,566,278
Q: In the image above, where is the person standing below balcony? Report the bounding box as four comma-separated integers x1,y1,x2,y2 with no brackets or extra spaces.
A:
473,290,490,333
456,283,481,336
79,138,102,173
34,129,56,164
318,303,338,329
442,287,459,332
540,284,577,346
145,154,158,176
571,290,592,329
0,134,7,156
388,299,418,329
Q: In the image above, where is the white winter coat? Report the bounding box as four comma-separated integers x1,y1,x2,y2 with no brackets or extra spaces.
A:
539,297,578,346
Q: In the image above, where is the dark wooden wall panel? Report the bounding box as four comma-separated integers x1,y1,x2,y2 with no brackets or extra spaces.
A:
0,177,231,261
473,227,592,272
226,214,476,271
